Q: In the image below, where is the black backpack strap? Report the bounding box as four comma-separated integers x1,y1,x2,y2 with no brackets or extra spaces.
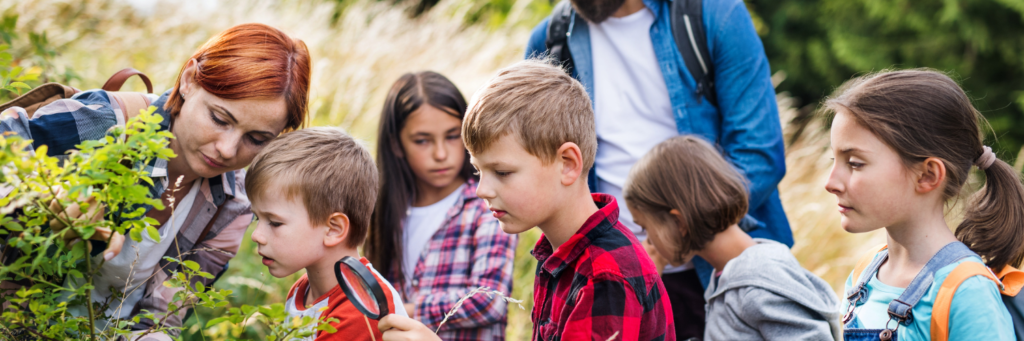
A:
670,0,717,106
545,0,576,75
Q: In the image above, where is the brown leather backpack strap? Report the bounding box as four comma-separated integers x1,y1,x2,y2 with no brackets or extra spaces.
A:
102,68,153,94
195,204,223,246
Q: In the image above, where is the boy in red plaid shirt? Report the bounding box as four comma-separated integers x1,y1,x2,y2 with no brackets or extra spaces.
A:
457,59,675,341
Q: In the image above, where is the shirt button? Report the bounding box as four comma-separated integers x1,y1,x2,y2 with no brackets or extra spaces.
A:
412,279,419,286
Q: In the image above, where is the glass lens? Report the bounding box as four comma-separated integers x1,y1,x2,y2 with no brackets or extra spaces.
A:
338,263,380,316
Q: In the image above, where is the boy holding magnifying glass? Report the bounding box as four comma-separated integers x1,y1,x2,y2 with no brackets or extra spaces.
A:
246,127,407,340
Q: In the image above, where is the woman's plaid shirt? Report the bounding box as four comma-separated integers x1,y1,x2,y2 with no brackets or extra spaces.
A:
531,194,675,341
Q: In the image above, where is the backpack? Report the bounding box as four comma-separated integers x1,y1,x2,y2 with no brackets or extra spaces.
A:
0,68,155,126
850,244,1024,341
544,0,718,106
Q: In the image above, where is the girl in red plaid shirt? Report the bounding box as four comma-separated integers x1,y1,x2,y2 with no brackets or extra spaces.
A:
365,71,517,341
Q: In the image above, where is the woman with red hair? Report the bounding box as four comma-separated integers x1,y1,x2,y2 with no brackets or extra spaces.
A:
1,23,310,337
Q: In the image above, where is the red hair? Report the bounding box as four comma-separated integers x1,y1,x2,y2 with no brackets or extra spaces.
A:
166,23,311,131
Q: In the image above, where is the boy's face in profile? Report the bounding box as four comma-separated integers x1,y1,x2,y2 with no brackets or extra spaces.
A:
250,183,328,278
471,135,565,234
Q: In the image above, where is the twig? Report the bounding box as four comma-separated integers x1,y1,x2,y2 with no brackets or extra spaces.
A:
106,245,142,340
10,321,60,341
364,315,376,341
434,287,523,333
605,331,620,341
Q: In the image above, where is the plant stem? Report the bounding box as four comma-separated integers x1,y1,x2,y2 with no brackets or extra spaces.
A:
11,321,60,341
83,246,97,341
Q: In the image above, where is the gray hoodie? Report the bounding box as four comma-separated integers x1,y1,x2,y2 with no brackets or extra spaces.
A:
703,239,842,341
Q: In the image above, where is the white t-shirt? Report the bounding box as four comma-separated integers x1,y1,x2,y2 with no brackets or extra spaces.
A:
590,9,690,272
401,184,465,288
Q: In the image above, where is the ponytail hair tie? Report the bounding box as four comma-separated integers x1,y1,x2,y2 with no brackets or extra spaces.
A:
975,145,996,170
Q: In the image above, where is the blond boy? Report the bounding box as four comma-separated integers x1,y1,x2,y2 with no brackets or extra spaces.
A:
245,127,405,341
462,60,674,341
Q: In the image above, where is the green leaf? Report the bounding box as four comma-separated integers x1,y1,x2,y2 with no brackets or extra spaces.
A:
206,317,229,327
144,225,160,242
182,260,200,272
9,81,29,89
129,227,142,242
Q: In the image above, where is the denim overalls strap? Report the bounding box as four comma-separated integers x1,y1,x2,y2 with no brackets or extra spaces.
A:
843,242,979,341
846,247,891,312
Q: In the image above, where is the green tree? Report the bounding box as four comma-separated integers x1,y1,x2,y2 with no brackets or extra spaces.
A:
750,0,1024,158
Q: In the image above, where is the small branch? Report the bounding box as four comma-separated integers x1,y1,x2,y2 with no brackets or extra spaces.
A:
10,321,60,341
11,271,70,290
433,287,523,334
83,243,98,341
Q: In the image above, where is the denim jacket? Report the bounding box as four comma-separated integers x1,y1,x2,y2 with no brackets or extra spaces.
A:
525,0,792,250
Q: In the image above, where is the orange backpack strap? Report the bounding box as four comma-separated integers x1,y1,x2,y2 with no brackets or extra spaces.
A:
851,244,889,285
930,261,1002,341
997,265,1024,296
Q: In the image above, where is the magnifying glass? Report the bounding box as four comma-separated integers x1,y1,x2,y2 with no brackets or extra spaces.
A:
335,256,390,320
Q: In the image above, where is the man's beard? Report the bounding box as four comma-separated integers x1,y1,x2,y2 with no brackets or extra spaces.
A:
570,0,627,23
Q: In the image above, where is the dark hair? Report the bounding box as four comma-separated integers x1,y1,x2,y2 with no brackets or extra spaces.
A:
823,69,1024,270
623,135,749,264
365,72,475,284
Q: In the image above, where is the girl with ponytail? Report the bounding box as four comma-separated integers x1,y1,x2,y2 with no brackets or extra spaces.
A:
824,69,1024,341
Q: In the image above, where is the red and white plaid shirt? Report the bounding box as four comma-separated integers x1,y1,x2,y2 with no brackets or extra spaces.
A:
390,179,518,341
531,194,675,341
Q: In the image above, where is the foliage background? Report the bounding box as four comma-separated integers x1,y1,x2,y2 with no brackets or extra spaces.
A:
3,0,1021,339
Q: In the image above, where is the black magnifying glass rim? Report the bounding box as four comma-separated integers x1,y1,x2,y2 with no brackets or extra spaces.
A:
334,256,389,320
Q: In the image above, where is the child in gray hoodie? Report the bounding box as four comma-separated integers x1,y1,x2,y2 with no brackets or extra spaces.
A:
624,135,842,341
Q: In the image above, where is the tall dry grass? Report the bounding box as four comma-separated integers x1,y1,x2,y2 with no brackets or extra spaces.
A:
7,0,896,339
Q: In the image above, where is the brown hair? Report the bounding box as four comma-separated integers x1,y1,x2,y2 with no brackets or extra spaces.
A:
366,71,474,284
245,127,378,248
166,23,311,131
822,69,1024,270
462,59,596,173
623,135,749,264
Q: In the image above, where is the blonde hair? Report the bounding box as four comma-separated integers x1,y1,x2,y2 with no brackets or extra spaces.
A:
624,136,749,264
245,127,378,248
462,59,596,172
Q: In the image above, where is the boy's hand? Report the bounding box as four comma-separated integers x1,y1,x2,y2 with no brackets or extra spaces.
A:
378,314,441,341
643,238,667,276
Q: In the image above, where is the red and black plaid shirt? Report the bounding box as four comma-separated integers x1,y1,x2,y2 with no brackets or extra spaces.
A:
531,194,675,341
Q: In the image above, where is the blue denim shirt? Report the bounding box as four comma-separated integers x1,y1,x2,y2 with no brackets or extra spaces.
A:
526,0,792,250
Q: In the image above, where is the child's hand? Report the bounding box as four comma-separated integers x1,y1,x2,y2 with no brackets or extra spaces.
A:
378,314,441,341
404,303,416,318
643,238,667,276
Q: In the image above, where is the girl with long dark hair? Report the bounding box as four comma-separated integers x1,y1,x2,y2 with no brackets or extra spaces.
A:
365,72,516,340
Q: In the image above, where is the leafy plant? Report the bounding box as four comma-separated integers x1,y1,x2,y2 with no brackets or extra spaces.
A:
0,107,330,340
0,107,173,340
